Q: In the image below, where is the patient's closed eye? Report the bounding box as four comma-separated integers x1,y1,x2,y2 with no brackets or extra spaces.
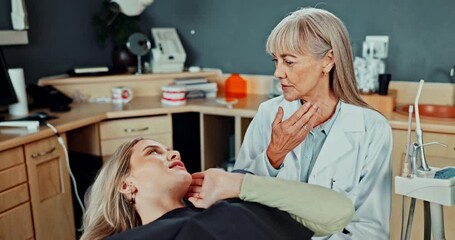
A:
144,145,163,156
148,149,158,155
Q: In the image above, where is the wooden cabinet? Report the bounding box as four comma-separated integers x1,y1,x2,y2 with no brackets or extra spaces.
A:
0,142,70,240
200,114,252,170
390,129,455,240
24,135,75,240
200,114,235,170
99,115,173,161
0,147,34,240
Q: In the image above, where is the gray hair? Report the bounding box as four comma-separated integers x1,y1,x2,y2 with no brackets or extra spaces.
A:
266,7,372,109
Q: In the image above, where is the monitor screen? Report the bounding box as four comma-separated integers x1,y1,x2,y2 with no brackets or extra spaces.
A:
0,48,18,108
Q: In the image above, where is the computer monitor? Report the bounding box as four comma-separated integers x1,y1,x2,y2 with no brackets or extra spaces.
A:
0,47,18,108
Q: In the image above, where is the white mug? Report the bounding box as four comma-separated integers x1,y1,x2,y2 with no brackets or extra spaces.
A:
112,86,133,104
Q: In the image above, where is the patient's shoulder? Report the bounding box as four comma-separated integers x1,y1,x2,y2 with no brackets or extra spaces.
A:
106,207,196,240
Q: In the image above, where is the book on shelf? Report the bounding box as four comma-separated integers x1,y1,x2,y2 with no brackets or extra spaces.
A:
174,77,208,85
73,67,109,74
68,66,110,76
182,82,218,99
183,82,217,92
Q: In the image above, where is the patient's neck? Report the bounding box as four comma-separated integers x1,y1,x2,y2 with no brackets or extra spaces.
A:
135,195,186,225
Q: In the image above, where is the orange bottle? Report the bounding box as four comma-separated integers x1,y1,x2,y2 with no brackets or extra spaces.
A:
225,73,247,98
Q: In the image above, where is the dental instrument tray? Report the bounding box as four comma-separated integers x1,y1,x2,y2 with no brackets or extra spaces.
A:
395,166,455,206
434,167,455,180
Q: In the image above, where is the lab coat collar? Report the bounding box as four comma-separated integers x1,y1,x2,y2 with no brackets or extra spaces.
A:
310,102,365,175
316,100,342,135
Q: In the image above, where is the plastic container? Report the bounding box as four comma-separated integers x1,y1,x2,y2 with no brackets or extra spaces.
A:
225,73,247,98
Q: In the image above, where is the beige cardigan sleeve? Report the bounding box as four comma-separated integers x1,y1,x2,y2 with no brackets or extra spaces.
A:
239,174,354,237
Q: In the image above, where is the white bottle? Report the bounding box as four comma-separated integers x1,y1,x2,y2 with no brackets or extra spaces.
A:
11,0,29,30
8,68,29,117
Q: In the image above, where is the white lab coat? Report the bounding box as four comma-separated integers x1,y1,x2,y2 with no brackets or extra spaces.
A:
234,96,392,240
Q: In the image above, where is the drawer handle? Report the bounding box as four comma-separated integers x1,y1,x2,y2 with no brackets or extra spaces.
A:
124,127,149,133
31,147,56,158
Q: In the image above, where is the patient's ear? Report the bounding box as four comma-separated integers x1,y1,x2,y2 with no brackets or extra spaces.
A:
119,178,137,194
119,181,129,194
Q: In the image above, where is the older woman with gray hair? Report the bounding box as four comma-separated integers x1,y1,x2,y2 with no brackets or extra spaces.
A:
235,7,392,239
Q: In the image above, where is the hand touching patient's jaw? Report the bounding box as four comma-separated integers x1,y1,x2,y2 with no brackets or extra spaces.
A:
186,169,244,208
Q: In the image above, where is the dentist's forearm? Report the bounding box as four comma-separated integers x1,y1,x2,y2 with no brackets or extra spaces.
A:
239,174,354,236
218,171,244,199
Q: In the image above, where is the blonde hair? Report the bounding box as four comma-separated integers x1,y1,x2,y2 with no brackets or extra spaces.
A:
266,7,371,109
80,138,143,240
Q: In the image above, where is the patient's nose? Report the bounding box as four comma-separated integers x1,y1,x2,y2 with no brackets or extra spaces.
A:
167,150,180,161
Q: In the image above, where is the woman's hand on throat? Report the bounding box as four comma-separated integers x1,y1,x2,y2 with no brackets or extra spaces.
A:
266,102,320,168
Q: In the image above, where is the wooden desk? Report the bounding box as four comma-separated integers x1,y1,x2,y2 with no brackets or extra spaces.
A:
2,74,455,239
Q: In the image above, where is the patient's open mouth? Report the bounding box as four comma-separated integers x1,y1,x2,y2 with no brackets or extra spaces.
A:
169,161,186,170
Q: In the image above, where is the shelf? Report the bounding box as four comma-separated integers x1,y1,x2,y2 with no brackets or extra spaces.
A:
0,30,28,45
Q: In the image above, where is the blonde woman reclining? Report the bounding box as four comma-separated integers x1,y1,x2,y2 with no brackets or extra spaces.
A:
81,138,354,240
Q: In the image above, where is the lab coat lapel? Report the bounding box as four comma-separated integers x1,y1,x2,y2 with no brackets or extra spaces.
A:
310,103,365,175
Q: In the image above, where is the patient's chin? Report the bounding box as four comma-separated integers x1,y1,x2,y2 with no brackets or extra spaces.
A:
182,172,192,185
173,173,192,193
171,170,191,183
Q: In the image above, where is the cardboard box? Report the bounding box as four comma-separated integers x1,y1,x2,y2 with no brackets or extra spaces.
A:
360,89,397,114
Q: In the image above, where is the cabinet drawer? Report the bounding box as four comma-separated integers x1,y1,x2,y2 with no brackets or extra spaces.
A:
0,147,24,171
101,133,173,157
24,137,61,163
0,164,27,192
0,202,34,240
100,115,172,140
0,183,29,213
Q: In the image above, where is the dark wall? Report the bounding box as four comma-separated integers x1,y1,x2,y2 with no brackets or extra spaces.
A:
1,0,455,84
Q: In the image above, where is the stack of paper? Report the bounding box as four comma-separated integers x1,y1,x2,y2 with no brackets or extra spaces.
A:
174,78,208,85
173,78,218,99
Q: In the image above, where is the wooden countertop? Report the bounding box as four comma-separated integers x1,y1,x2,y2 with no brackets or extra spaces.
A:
1,94,455,151
387,110,455,133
